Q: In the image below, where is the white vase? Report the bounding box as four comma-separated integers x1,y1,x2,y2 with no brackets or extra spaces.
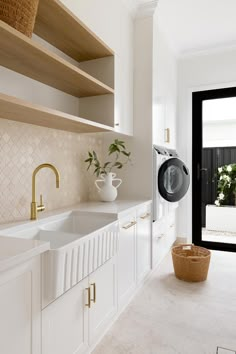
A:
95,172,122,202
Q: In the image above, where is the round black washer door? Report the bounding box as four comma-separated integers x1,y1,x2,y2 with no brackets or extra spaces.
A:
158,158,190,202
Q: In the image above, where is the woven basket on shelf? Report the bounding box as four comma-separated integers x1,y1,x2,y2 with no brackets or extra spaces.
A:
0,0,39,37
171,244,211,282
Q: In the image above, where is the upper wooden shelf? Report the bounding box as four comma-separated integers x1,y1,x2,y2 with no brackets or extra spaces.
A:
0,93,114,134
34,0,114,62
0,21,114,98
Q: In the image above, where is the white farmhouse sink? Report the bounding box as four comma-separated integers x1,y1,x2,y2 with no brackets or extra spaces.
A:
0,210,118,307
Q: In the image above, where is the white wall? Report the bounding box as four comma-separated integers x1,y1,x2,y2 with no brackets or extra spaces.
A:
177,47,236,241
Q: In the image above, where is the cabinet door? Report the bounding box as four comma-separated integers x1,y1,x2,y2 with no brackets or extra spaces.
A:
166,211,176,245
0,256,41,354
152,212,176,268
152,219,166,268
136,204,151,283
42,278,89,354
88,258,117,347
117,212,136,309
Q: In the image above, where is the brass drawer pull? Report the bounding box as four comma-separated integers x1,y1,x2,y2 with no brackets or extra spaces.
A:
85,287,91,308
140,212,150,219
165,128,170,143
90,283,96,303
122,221,137,230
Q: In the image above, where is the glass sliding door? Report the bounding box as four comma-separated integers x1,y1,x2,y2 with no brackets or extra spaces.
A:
192,87,236,252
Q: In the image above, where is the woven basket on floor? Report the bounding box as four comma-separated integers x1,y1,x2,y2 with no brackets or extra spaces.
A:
171,244,211,282
0,0,39,37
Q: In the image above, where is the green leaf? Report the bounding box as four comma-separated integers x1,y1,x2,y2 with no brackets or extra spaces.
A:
108,145,119,155
121,151,130,157
103,162,111,168
114,162,123,168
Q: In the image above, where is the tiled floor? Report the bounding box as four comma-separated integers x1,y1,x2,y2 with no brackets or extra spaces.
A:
93,251,236,354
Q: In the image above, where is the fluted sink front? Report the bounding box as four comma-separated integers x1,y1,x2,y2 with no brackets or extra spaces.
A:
0,210,118,307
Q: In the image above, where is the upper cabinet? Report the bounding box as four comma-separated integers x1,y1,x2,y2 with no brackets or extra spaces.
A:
0,0,116,134
114,5,134,136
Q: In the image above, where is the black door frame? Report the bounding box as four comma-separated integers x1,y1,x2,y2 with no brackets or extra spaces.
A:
192,86,236,252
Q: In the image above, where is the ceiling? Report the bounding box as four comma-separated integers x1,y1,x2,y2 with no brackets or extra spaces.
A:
157,0,236,55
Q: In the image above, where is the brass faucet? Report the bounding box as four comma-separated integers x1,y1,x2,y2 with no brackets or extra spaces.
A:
31,163,60,220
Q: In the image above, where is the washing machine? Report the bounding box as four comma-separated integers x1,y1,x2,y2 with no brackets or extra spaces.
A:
153,145,190,222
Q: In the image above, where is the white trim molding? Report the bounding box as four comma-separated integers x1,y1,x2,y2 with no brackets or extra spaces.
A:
136,0,158,18
122,0,158,18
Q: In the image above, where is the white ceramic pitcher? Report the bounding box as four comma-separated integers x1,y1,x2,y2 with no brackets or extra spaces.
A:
95,172,122,202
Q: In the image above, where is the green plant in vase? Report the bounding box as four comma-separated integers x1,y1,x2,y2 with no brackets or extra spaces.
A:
84,139,131,201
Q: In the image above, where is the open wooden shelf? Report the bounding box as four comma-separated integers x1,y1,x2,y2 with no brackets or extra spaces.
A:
0,93,114,134
0,21,114,98
34,0,114,62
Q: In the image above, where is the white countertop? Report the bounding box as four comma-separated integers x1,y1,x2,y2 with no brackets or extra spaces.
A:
0,236,49,273
0,199,151,273
77,199,152,216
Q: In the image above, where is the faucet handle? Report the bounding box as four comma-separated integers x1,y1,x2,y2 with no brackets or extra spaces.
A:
37,194,45,212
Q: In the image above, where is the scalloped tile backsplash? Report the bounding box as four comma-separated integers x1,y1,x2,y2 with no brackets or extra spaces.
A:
0,118,103,224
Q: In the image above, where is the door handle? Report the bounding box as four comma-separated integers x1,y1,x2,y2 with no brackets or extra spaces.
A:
90,283,96,303
197,164,208,180
85,287,91,308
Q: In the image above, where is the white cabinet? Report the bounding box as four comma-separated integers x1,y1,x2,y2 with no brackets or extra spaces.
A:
117,211,136,309
0,256,41,354
117,203,152,308
114,4,133,136
88,257,117,347
152,211,176,268
42,258,116,354
42,278,89,354
136,204,151,283
42,201,152,354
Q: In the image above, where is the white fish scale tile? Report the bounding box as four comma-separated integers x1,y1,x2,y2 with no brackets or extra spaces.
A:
0,118,103,224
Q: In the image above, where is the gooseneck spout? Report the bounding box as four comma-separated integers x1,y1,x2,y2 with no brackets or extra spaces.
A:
31,163,60,220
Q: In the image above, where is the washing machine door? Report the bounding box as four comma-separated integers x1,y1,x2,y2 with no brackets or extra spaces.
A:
158,158,190,202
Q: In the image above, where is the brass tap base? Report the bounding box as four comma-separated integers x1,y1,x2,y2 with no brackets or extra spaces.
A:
31,202,37,220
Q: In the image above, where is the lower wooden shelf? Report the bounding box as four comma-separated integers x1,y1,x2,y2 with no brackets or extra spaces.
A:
0,93,114,134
